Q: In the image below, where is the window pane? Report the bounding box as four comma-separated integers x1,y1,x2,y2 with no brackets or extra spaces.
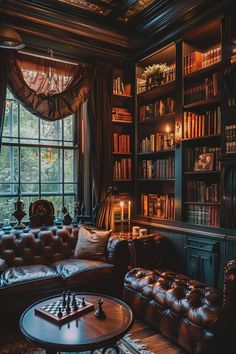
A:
2,99,18,142
0,197,16,221
64,183,76,193
20,105,39,143
41,148,62,182
21,183,39,194
20,147,39,183
40,120,62,145
64,195,76,215
0,146,19,192
64,115,74,142
64,149,75,182
41,183,61,193
46,196,63,216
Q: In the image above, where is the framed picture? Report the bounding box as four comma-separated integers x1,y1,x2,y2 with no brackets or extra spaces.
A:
194,152,214,171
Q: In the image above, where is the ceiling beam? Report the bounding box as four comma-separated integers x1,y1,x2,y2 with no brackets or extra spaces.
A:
109,0,137,20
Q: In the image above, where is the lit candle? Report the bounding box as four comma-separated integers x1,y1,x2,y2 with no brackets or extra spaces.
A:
128,201,131,220
120,201,124,221
165,124,171,134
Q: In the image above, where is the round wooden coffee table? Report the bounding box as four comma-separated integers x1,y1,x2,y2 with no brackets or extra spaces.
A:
19,292,134,354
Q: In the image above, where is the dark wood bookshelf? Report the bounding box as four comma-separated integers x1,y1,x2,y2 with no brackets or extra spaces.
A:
184,201,220,205
137,178,175,182
138,150,175,157
184,97,222,109
184,61,222,80
184,171,221,175
113,152,132,156
138,113,175,125
138,80,176,101
181,134,221,143
112,120,132,124
113,179,133,182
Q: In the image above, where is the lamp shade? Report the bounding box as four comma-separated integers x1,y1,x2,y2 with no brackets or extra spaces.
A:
0,26,25,49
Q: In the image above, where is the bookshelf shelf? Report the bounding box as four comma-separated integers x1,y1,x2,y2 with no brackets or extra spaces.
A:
112,120,132,124
113,93,132,100
184,97,222,109
184,61,222,80
138,178,175,182
138,80,176,101
184,201,220,205
113,152,132,156
184,171,220,175
138,113,175,124
182,134,221,143
138,150,175,157
113,179,133,182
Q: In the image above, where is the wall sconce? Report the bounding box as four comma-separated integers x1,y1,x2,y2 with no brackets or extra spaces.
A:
165,122,181,149
0,25,25,49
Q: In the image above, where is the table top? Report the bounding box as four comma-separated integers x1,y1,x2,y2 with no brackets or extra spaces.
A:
19,292,134,352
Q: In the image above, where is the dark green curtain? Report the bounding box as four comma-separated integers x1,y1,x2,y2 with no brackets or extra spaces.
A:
87,62,113,230
0,50,8,148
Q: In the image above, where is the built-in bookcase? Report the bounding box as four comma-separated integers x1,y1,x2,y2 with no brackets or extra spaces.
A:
135,43,176,221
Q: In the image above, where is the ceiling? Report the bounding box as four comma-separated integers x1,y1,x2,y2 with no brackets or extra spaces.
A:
0,0,226,64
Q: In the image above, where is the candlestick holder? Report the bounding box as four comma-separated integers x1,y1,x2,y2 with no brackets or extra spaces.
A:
120,219,124,237
128,218,131,238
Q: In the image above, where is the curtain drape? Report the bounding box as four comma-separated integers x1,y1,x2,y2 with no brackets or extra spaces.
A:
0,50,9,148
87,62,114,230
6,53,93,122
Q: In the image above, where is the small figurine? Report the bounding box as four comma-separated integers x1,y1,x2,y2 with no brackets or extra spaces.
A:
62,206,72,225
95,299,106,319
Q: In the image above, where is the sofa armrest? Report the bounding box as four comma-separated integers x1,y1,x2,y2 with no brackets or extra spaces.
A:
106,235,129,271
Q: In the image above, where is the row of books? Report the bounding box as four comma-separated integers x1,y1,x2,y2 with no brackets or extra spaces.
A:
113,158,132,180
186,205,219,227
184,72,221,104
113,133,131,153
139,98,175,120
186,180,219,203
112,107,132,122
183,107,221,139
145,66,176,88
141,193,175,220
140,132,175,152
113,77,125,95
184,146,221,171
184,47,221,75
139,158,175,179
225,124,236,154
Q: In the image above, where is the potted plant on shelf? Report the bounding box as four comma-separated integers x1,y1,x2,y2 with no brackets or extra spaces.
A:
143,63,169,89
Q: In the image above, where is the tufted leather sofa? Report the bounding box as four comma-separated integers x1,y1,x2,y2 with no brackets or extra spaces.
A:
124,268,227,354
0,225,129,321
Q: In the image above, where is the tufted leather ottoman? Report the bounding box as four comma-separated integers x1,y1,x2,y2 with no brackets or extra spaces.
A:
124,268,227,354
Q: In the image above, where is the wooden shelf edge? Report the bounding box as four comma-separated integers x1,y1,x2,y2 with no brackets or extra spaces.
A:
133,216,225,239
137,178,175,182
184,171,220,175
138,150,175,156
184,201,220,205
112,120,132,124
138,113,175,124
184,96,222,109
182,134,221,142
184,61,222,79
138,80,176,100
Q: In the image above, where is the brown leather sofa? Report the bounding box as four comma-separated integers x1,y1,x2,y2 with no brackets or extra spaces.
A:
0,225,129,321
124,268,227,354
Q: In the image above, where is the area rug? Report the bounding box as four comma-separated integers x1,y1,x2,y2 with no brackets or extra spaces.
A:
0,334,154,354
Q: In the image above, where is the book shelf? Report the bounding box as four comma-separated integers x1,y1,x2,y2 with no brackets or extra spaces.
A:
135,43,176,222
182,18,222,228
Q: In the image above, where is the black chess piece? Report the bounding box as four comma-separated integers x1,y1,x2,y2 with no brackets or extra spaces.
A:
67,290,71,304
95,299,106,319
66,299,71,314
62,291,66,307
72,293,76,306
81,297,86,307
57,306,63,318
73,299,78,311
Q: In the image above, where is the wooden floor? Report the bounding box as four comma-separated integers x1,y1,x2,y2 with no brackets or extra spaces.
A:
129,320,183,354
0,319,183,353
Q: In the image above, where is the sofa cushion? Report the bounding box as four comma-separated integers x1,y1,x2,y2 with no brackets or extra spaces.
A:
51,258,113,287
74,226,111,262
0,264,61,288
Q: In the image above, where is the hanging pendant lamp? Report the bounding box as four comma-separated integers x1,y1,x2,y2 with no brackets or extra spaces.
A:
0,25,25,49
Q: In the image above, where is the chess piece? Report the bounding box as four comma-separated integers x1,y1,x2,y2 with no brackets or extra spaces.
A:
67,290,71,303
62,206,72,225
62,291,66,307
57,306,63,318
81,297,86,307
66,299,71,314
95,299,106,319
12,187,26,229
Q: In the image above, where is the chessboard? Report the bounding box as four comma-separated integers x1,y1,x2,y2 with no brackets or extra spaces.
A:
35,292,94,325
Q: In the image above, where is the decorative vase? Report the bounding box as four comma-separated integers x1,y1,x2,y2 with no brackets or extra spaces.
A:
12,188,26,229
